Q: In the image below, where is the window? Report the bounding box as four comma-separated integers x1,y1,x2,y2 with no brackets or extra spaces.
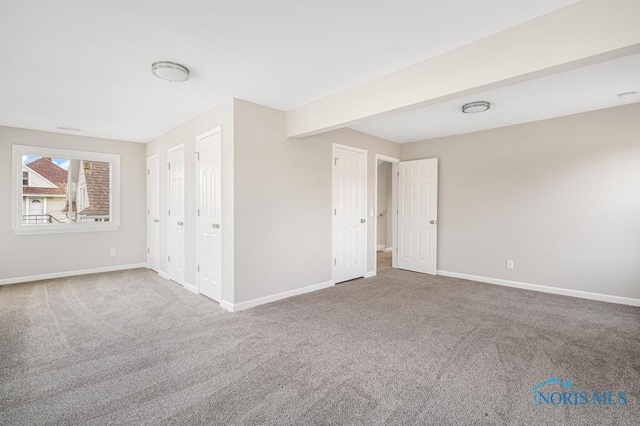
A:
12,145,120,235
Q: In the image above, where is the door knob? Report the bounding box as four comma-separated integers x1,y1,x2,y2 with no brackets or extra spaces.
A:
177,221,184,226
361,219,366,223
212,223,220,229
153,219,159,223
430,220,437,225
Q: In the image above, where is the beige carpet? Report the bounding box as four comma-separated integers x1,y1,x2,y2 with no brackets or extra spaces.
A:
377,250,392,272
1,255,639,425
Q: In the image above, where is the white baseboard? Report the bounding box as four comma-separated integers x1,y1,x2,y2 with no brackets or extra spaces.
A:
223,279,335,312
158,271,169,280
384,247,393,252
0,263,149,286
364,271,376,278
437,270,640,307
183,282,199,294
377,244,385,251
219,300,234,312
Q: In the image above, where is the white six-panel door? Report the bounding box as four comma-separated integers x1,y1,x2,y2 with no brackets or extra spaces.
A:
196,128,222,302
147,155,160,272
397,158,438,275
167,145,186,285
333,145,367,283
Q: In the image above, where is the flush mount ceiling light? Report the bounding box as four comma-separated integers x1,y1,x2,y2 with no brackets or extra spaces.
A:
151,61,190,82
617,91,637,100
462,101,491,114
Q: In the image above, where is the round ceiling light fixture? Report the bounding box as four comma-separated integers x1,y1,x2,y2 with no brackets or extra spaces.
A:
617,91,637,100
151,61,190,82
462,101,491,114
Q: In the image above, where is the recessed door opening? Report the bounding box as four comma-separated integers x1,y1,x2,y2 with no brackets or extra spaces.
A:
375,154,400,275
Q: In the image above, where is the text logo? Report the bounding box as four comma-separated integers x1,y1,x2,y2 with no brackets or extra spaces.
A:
530,377,628,408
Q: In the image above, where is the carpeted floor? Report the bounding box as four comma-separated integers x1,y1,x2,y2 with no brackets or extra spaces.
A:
1,254,639,425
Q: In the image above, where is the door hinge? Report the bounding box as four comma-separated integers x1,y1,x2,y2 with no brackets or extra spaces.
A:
197,208,200,216
168,209,171,216
334,209,337,215
148,209,150,214
147,248,150,254
197,264,200,272
195,152,200,161
334,259,337,265
334,158,338,166
397,172,399,177
168,255,171,262
147,169,150,175
167,163,171,170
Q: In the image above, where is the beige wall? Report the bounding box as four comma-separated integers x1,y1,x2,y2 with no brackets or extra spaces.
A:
145,99,235,302
0,126,147,280
234,99,400,303
402,103,640,299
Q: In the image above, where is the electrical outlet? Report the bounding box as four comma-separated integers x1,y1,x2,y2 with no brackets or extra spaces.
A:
110,249,117,257
506,260,514,270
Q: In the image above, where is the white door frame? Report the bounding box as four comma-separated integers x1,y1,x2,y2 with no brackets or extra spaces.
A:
147,154,160,271
167,144,186,286
195,126,222,300
374,154,400,275
332,143,367,284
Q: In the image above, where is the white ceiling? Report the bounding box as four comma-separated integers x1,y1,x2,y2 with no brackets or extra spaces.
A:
0,0,577,143
351,53,640,143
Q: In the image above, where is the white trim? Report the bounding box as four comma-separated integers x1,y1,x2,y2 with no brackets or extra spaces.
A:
146,154,160,270
222,280,335,312
183,282,199,294
333,143,367,154
158,271,170,280
332,144,368,284
437,270,640,307
219,300,234,312
364,271,376,278
0,263,148,286
374,154,400,276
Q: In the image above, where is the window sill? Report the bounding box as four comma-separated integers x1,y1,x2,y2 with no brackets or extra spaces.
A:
13,223,120,236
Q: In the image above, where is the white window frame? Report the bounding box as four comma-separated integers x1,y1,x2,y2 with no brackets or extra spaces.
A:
12,145,121,235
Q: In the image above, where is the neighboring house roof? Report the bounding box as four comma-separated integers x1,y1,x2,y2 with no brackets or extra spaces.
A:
63,161,111,216
23,158,68,196
79,161,110,216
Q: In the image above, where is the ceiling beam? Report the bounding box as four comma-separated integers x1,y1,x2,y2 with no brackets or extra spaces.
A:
286,0,640,138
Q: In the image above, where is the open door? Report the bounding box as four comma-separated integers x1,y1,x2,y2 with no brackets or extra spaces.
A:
397,158,438,275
